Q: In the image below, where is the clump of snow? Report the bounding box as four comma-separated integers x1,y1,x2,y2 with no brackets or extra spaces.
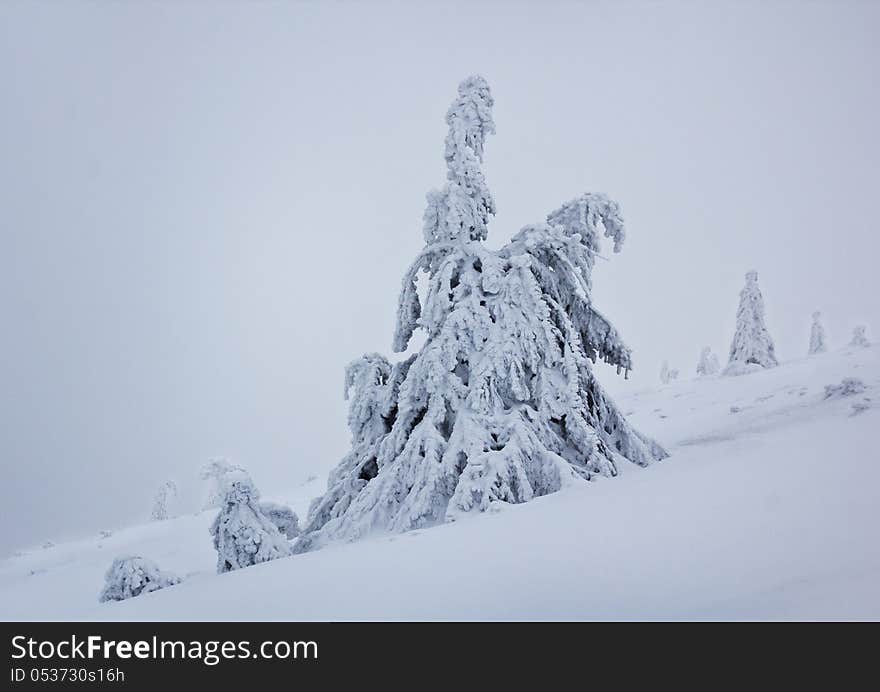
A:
98,555,181,603
210,471,292,573
298,76,665,551
723,361,766,377
824,377,867,399
259,501,300,539
809,311,827,355
850,325,870,348
723,270,778,375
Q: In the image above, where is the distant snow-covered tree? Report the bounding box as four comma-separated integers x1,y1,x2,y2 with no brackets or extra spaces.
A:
200,458,246,510
660,361,679,384
809,311,827,355
850,325,870,348
696,347,720,376
150,480,178,521
99,556,181,602
723,270,778,376
210,471,291,573
259,501,300,539
297,76,667,552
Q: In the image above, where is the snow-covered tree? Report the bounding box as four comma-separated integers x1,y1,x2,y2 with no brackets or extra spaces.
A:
660,361,679,384
696,347,720,376
723,270,778,376
850,325,870,348
259,501,300,539
297,76,666,552
660,360,678,384
150,479,178,521
99,556,181,602
660,360,669,384
200,458,245,511
809,311,827,355
210,471,291,573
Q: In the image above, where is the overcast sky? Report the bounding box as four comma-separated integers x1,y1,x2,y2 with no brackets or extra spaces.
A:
1,0,878,556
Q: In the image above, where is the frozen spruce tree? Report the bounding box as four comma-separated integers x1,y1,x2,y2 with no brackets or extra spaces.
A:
696,347,720,376
99,556,181,602
809,311,827,355
150,479,178,521
850,325,870,348
210,470,291,573
297,76,666,551
723,270,778,376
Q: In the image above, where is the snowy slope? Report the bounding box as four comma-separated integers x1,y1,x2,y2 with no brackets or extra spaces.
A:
2,345,878,620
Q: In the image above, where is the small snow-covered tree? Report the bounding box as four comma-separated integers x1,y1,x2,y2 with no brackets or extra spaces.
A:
99,556,181,602
696,347,720,376
660,361,679,384
200,458,246,510
850,325,870,348
297,76,666,552
809,311,827,355
259,501,300,539
210,471,291,573
151,480,178,521
723,270,778,376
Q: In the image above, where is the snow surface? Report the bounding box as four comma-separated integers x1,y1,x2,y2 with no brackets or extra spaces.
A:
1,346,877,620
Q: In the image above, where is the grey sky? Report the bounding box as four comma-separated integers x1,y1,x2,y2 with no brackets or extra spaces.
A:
2,0,878,555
